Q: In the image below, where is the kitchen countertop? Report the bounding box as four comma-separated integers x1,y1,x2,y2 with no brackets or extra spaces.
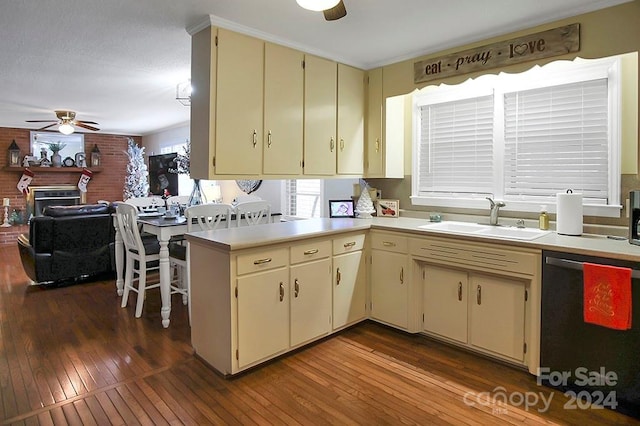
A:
185,217,640,262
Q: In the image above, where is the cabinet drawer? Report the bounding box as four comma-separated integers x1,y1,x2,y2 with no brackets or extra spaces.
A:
237,247,288,275
410,237,538,276
332,233,366,254
290,240,332,264
371,232,408,253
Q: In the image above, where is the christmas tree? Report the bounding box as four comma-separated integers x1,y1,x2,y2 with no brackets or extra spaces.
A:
123,138,149,199
355,179,375,218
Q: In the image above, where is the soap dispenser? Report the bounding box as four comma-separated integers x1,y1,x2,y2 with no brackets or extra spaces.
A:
539,205,549,230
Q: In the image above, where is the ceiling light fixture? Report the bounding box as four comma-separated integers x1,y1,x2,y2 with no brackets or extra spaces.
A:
58,122,75,135
176,79,192,106
296,0,340,12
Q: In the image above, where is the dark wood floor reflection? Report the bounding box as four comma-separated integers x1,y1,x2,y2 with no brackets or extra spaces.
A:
1,245,637,425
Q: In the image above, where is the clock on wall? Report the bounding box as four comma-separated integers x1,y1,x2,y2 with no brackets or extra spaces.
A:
235,180,262,194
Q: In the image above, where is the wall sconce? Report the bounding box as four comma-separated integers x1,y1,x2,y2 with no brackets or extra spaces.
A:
8,140,21,167
90,144,101,167
176,79,191,106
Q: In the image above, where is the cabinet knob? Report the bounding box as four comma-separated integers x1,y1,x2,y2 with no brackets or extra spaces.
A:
330,137,335,152
400,267,404,284
294,278,300,298
382,241,396,247
340,138,345,151
477,285,482,305
343,241,356,248
458,282,463,301
336,267,341,285
253,130,258,148
375,138,380,153
279,282,285,302
267,130,272,147
253,258,272,265
303,248,319,255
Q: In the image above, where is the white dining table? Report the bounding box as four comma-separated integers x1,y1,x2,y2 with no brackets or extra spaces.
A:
113,213,188,328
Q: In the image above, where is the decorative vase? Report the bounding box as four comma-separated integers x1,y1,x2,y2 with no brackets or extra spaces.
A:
188,179,207,206
51,152,62,167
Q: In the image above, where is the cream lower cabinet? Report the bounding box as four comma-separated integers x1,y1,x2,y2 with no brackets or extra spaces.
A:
370,232,410,330
237,267,290,368
423,265,468,344
332,233,367,330
414,236,537,368
290,240,332,346
469,273,525,361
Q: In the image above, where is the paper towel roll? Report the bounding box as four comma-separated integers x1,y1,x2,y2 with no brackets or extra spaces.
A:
556,190,583,236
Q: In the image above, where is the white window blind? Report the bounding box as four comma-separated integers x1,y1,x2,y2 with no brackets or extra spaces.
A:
284,179,321,218
418,95,494,196
503,79,609,203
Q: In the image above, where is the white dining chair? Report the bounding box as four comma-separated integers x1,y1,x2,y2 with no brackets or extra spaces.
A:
171,203,234,323
116,203,186,318
124,196,163,212
234,200,271,227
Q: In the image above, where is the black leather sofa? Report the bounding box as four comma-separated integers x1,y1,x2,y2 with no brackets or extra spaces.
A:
17,203,117,284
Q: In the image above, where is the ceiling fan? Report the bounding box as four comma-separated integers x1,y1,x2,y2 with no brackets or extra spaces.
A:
26,110,100,135
296,0,347,21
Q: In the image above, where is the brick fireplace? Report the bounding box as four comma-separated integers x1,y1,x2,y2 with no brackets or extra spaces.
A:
0,127,141,245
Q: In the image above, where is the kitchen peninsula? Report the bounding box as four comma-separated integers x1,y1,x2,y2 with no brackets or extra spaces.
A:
186,217,640,377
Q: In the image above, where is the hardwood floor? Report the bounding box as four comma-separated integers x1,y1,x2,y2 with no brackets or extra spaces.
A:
1,244,638,425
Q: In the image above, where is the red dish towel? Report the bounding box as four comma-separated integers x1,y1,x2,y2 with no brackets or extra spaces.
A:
583,262,632,330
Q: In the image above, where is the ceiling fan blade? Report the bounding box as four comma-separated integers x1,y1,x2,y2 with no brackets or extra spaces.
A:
26,120,58,123
75,122,100,131
37,123,58,131
324,0,346,21
76,120,99,125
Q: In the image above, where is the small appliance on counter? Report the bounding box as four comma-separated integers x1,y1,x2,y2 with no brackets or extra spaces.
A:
630,190,640,245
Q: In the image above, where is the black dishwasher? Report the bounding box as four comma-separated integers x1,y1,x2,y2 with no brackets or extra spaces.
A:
541,250,640,418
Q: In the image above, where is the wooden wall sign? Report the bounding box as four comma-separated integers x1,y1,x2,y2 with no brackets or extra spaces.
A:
414,23,580,84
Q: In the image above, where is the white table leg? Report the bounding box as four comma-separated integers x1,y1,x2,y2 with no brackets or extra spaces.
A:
158,237,172,328
113,216,124,296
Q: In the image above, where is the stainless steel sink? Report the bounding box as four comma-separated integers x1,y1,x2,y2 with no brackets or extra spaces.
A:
418,221,549,241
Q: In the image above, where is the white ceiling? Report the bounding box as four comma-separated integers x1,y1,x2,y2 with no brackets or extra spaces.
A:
0,0,631,136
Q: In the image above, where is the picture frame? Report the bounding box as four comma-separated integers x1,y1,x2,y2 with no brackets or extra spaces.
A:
376,199,399,217
329,199,355,218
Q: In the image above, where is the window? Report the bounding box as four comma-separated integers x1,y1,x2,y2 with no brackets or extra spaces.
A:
412,56,622,217
283,179,322,219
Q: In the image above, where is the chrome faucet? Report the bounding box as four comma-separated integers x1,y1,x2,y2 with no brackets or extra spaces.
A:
486,197,505,226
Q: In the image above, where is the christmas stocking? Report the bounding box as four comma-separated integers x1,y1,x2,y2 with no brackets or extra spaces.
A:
78,168,93,193
16,168,34,195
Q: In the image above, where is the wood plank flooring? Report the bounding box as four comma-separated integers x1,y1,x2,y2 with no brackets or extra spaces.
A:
1,244,638,425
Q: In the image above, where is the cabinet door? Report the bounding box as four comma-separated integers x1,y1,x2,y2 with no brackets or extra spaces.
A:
304,55,337,175
216,29,264,175
263,43,304,175
365,67,383,177
337,63,364,175
290,258,332,346
237,268,289,367
469,274,526,361
370,250,408,329
333,251,366,329
423,266,468,344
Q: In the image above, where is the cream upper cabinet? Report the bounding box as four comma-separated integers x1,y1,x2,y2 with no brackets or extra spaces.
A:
365,67,383,177
337,63,364,175
189,26,217,180
303,55,337,175
215,28,264,175
263,43,304,175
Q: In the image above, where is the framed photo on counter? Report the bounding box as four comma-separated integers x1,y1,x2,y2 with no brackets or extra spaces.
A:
376,199,399,217
329,199,355,218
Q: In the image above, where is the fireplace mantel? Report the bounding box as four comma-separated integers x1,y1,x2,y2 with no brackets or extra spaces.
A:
3,166,103,173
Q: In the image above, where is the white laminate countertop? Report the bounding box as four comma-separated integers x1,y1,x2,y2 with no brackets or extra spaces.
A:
185,217,640,262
